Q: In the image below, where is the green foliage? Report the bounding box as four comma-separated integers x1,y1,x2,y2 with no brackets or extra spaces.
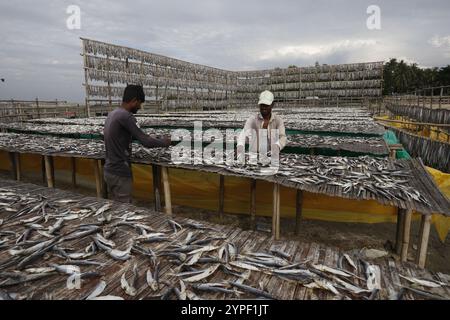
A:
383,58,450,95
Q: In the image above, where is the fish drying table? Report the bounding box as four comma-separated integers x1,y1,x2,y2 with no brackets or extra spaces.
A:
0,179,449,300
0,132,449,268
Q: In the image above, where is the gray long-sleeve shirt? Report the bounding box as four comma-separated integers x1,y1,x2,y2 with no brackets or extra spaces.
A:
104,107,167,177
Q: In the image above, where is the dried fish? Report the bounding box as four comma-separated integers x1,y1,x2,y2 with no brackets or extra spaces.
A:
167,219,183,234
181,264,220,282
192,283,235,295
312,264,352,278
228,281,275,299
121,263,138,297
304,279,340,295
343,254,357,271
398,274,446,288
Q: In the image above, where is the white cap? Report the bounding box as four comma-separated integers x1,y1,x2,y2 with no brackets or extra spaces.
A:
258,90,274,106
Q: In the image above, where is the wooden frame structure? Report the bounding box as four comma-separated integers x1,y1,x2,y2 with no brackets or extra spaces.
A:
81,38,383,112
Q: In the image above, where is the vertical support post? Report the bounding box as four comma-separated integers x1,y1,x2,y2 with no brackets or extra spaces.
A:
106,55,112,110
401,209,413,262
41,156,46,184
93,159,101,198
81,38,91,117
9,152,17,180
395,208,405,255
44,155,54,188
50,156,56,187
161,166,172,216
218,175,225,220
98,159,108,199
152,164,162,212
295,190,303,236
71,157,77,187
36,98,40,119
416,214,431,268
272,183,281,240
14,153,21,181
250,179,256,230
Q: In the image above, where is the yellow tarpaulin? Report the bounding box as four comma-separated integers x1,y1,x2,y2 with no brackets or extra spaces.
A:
378,115,450,143
0,151,449,241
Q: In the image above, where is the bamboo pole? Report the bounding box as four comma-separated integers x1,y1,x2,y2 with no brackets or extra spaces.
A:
71,157,77,187
272,183,281,240
93,159,102,198
8,152,17,180
295,190,303,236
81,39,91,118
374,116,450,128
161,166,172,216
44,155,54,188
14,153,21,181
41,156,46,184
50,156,55,187
395,208,405,255
250,179,256,230
218,175,225,220
100,159,108,199
152,165,162,212
401,209,413,262
97,159,108,199
416,214,432,268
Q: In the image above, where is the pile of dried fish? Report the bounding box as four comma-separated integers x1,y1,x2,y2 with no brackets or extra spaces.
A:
133,146,438,209
0,132,447,213
0,122,103,136
19,114,385,136
1,182,448,300
0,133,104,157
133,118,385,135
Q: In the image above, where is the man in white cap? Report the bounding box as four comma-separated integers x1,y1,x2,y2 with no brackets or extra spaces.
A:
237,90,287,162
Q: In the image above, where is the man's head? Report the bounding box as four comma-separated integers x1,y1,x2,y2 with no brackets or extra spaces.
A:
122,85,145,114
258,90,274,118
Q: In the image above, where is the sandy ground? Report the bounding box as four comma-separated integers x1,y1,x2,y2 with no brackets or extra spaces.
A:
1,172,448,274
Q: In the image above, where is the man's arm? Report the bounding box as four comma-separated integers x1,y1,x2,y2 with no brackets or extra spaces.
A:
120,115,170,148
275,117,287,150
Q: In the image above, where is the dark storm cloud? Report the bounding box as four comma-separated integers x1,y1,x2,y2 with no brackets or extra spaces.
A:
0,0,449,101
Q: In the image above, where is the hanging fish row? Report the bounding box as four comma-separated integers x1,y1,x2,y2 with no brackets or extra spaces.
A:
86,64,238,91
386,103,450,126
234,89,382,99
390,128,450,173
83,38,383,79
85,57,380,95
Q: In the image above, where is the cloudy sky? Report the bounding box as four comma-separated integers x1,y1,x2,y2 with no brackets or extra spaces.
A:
0,0,449,102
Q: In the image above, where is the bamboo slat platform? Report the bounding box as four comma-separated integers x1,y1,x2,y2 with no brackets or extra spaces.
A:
0,179,449,300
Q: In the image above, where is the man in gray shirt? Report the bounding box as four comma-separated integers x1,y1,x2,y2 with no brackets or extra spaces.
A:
103,85,170,203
